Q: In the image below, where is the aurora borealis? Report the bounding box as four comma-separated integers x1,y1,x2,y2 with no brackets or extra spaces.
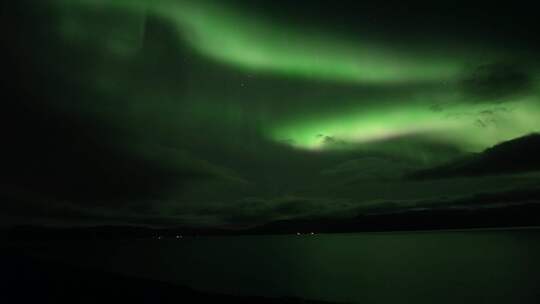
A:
47,0,540,151
53,0,485,83
2,0,540,227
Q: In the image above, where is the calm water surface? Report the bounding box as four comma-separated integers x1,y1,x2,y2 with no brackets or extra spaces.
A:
19,229,540,303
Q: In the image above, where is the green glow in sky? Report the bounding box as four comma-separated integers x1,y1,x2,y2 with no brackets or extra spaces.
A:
52,0,540,154
270,98,540,152
6,0,540,227
48,0,540,154
56,0,489,83
159,1,468,83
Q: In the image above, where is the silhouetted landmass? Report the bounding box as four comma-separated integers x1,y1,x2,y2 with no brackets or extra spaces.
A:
3,201,540,240
410,133,540,179
1,225,233,241
251,203,540,234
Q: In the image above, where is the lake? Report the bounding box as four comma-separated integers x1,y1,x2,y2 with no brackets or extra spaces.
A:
16,229,540,303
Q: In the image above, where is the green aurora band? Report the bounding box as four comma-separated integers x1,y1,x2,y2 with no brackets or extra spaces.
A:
270,98,540,152
55,0,495,83
50,0,540,153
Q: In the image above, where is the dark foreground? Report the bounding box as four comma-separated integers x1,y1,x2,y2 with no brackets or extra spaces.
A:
1,253,332,304
4,229,540,304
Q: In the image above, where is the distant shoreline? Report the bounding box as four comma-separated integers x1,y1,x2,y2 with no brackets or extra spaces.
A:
3,224,540,244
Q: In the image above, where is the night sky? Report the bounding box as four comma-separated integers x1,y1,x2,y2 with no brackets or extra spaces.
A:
2,0,540,227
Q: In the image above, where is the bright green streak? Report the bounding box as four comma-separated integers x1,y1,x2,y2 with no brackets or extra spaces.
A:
160,1,463,83
271,105,457,149
270,98,540,152
54,0,486,83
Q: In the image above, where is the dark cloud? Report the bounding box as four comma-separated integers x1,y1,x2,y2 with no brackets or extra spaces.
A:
187,196,356,225
193,185,540,226
4,173,540,227
321,156,417,181
0,96,237,204
0,4,245,207
462,62,533,102
355,186,540,216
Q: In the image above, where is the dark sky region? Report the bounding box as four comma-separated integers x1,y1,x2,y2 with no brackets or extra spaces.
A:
1,0,540,227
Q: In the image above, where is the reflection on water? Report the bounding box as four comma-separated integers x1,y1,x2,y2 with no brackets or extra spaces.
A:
22,229,540,303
